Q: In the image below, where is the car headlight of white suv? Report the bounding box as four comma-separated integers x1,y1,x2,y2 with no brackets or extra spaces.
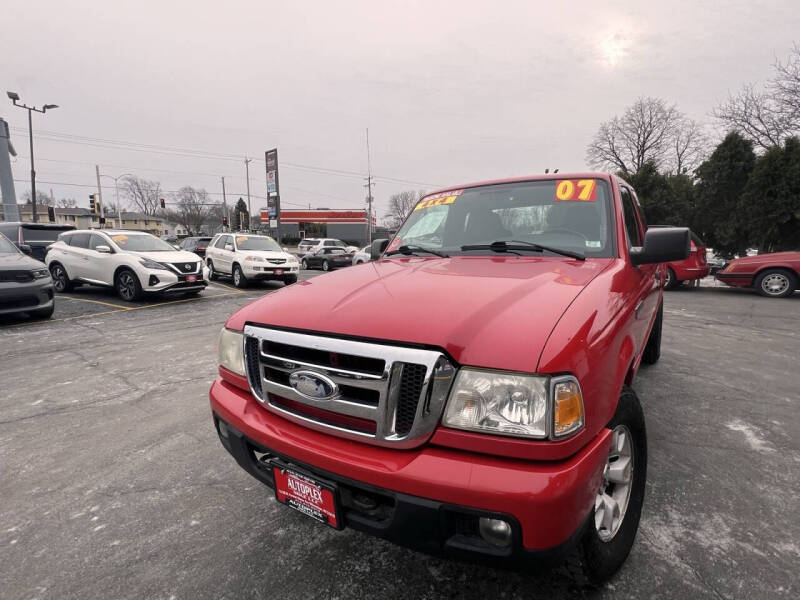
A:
139,258,169,270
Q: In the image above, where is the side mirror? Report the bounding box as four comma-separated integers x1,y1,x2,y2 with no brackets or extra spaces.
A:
224,243,234,252
95,245,112,254
19,244,33,256
630,228,690,266
370,238,389,260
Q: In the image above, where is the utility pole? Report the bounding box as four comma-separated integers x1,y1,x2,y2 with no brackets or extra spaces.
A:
7,92,58,222
364,128,375,244
244,157,252,231
221,176,228,231
0,118,19,221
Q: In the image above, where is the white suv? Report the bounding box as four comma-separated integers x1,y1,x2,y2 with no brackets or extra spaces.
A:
205,233,299,288
297,238,347,255
45,230,207,301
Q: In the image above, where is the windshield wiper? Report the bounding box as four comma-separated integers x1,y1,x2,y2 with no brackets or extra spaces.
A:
386,244,449,258
460,240,585,260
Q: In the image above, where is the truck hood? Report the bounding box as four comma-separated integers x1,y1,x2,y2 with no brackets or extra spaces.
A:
228,256,611,372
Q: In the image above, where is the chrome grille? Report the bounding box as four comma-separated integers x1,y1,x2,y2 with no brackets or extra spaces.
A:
243,325,456,448
267,258,286,265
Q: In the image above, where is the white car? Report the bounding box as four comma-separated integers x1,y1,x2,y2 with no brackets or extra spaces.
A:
45,230,208,301
205,233,299,288
297,238,350,256
352,245,371,265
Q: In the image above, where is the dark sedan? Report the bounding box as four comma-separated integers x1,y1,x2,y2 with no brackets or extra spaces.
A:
0,233,55,319
300,247,354,271
179,236,213,258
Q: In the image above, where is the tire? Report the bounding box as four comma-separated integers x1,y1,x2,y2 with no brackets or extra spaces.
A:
49,263,73,292
207,259,218,281
663,267,679,290
322,260,330,272
232,264,248,288
115,269,143,301
640,301,662,365
754,268,797,298
29,304,54,320
301,259,308,270
283,275,298,285
562,386,647,587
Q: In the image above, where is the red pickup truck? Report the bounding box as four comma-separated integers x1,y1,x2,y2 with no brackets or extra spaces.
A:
210,173,689,584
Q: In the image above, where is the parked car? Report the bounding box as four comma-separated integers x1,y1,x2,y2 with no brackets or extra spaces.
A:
45,230,207,301
352,245,371,265
210,173,689,584
205,233,299,288
298,238,347,256
706,249,726,275
300,247,353,271
715,251,800,298
0,222,76,261
179,236,213,258
0,233,54,319
649,226,710,289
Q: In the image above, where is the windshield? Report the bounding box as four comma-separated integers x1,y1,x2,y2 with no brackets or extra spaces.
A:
0,235,19,254
235,235,282,251
110,233,176,252
390,179,615,258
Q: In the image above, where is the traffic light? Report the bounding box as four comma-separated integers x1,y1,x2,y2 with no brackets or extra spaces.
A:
89,194,97,214
160,198,165,209
222,216,228,227
47,206,55,222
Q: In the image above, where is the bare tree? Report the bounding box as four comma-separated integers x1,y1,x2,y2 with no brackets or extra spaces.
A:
121,176,162,215
22,190,53,206
166,186,214,235
670,117,709,175
587,97,681,175
55,198,77,208
714,45,800,150
384,190,425,229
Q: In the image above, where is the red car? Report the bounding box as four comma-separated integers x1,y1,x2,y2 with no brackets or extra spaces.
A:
210,173,689,584
650,226,710,289
716,251,800,298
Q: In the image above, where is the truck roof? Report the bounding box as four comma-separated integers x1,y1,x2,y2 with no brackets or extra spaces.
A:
424,172,619,198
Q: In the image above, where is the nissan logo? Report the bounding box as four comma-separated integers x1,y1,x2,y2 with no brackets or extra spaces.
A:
184,264,192,271
289,370,338,401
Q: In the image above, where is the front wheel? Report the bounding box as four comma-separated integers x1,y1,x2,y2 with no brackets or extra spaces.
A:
754,269,797,298
207,260,218,281
562,386,647,586
232,264,248,288
283,275,298,285
322,260,330,272
301,259,308,270
115,269,143,301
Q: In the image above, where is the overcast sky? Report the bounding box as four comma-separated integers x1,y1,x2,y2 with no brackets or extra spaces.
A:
2,0,799,219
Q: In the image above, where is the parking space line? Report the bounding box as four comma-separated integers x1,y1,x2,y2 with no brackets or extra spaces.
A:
58,295,133,310
208,282,246,294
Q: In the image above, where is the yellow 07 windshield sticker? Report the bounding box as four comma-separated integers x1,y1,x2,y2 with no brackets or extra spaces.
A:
414,189,464,211
554,179,597,202
235,236,248,244
112,235,127,242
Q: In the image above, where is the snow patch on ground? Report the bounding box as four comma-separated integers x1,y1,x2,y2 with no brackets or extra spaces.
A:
725,419,776,454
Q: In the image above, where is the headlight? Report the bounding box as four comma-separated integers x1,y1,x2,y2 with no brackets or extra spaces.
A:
442,370,584,439
244,255,264,262
139,258,169,270
217,328,245,376
31,268,50,279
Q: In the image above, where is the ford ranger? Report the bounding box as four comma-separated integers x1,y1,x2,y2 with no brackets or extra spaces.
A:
209,173,689,584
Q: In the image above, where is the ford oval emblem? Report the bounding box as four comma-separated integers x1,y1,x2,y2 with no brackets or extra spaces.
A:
289,370,338,400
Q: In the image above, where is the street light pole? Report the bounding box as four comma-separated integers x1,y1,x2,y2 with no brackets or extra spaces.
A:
99,172,132,229
6,92,58,223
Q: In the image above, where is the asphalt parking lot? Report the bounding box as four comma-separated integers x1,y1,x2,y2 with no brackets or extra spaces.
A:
1,277,798,600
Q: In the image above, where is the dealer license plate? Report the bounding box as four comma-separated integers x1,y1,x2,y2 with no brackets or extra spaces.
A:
186,274,197,282
272,462,341,529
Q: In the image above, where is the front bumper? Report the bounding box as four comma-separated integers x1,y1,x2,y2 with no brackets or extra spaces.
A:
242,263,299,279
715,271,753,288
0,278,54,315
210,377,610,559
139,266,208,293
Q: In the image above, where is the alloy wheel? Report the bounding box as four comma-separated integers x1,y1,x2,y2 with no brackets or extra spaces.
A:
118,273,136,301
233,268,241,286
761,273,789,296
51,266,66,292
595,424,634,542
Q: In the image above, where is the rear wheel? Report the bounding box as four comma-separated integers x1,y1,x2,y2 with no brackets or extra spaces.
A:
232,264,248,288
562,386,647,586
641,302,662,365
115,269,143,301
49,263,73,292
663,267,679,290
754,269,797,298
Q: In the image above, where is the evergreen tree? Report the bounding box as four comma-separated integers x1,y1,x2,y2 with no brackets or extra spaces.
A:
234,197,249,231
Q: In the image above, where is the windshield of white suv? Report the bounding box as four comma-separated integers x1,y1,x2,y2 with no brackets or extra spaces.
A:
390,179,615,258
0,235,19,254
235,235,282,251
110,234,176,252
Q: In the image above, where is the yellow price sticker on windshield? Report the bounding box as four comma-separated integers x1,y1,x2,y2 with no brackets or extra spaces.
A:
414,189,464,211
112,235,128,242
554,179,597,202
235,236,248,244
